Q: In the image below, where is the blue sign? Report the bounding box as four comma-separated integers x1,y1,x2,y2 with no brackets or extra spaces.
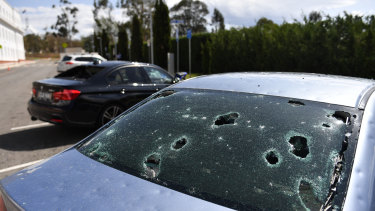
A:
187,29,192,39
171,19,184,24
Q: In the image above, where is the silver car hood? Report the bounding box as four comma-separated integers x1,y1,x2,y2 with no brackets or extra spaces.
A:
1,149,232,211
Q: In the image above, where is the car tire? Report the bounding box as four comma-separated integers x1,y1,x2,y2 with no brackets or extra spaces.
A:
98,104,125,127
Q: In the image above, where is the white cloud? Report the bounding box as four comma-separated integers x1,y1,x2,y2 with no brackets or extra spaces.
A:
200,0,359,25
18,3,125,39
16,0,370,38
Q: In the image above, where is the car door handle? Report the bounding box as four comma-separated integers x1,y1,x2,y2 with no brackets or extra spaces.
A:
121,89,126,94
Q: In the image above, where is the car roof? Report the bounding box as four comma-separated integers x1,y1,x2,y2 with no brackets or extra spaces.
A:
88,61,164,69
172,72,375,108
65,54,103,57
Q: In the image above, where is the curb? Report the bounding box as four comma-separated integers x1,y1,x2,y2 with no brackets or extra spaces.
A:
0,60,37,71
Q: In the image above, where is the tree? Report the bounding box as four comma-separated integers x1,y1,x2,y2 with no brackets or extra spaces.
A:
101,29,110,59
43,33,58,53
211,8,225,32
81,35,95,53
256,17,275,27
117,23,129,60
93,0,118,59
153,0,170,68
308,11,323,23
170,0,209,34
51,0,79,44
131,15,143,61
24,34,43,53
118,0,153,39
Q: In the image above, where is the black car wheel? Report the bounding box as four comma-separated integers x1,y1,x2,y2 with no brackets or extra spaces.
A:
99,104,124,126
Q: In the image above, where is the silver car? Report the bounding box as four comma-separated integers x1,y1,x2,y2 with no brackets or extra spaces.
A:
1,73,375,210
57,54,107,72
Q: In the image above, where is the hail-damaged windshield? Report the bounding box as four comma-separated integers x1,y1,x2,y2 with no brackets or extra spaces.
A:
77,89,361,210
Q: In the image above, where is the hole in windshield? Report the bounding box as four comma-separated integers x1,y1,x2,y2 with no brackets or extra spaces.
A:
214,112,239,126
322,123,330,128
289,136,309,158
265,151,278,165
144,153,161,178
288,100,305,106
332,111,351,124
153,90,175,99
172,138,188,150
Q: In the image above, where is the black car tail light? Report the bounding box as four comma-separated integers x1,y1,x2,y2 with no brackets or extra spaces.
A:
50,118,63,123
52,89,81,101
32,88,36,98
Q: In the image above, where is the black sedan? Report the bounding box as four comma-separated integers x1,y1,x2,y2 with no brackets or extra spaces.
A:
28,61,183,127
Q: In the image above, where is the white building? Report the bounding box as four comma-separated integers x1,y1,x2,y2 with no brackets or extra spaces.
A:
0,0,25,62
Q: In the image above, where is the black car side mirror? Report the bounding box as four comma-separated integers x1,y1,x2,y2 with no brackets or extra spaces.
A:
174,72,188,83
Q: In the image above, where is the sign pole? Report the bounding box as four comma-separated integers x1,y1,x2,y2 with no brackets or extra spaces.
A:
187,29,192,78
189,38,191,78
176,27,179,73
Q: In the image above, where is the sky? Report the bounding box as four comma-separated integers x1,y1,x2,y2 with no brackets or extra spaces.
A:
6,0,375,39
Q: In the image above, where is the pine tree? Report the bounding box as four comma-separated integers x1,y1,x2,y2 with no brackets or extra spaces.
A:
101,29,110,59
212,8,225,32
117,23,129,60
131,15,143,62
153,0,171,68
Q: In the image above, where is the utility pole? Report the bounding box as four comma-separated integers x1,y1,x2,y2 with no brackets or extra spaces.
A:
171,19,184,72
150,5,154,64
176,27,179,72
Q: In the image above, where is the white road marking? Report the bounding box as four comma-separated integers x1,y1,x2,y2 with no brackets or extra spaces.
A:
0,159,44,174
10,123,51,131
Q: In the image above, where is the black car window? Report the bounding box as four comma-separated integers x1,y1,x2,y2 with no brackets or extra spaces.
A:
78,89,361,210
55,66,105,79
117,67,147,84
75,57,94,62
107,70,123,85
143,67,173,84
62,56,72,61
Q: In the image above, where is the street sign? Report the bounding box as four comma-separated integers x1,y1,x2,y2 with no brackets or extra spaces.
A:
62,43,68,48
171,19,184,24
187,29,192,39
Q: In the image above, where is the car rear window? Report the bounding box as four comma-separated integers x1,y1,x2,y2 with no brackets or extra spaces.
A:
77,89,361,210
55,66,105,79
62,56,72,61
75,57,95,62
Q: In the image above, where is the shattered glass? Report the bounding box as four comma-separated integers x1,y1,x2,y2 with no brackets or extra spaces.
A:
78,89,360,210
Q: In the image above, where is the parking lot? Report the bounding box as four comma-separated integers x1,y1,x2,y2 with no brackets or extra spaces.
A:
0,60,94,179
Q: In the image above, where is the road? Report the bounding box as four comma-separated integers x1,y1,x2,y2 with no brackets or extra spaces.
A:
0,60,94,179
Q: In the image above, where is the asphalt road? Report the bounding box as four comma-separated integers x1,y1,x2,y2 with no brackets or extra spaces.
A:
0,60,94,179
